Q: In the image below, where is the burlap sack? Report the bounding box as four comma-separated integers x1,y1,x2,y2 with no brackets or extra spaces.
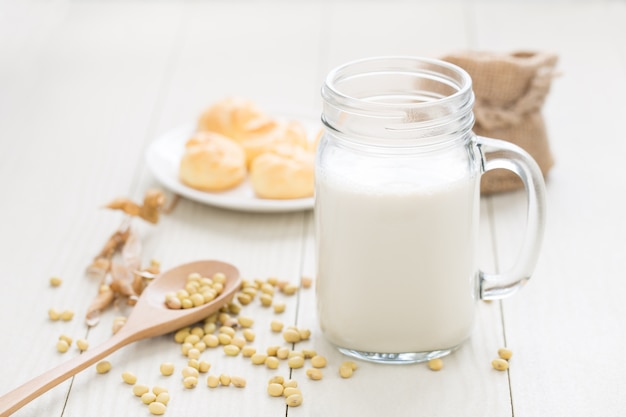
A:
442,51,558,194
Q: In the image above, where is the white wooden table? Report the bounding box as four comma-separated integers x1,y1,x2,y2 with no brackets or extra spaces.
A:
1,1,625,416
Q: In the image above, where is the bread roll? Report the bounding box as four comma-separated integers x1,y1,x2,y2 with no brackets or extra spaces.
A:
197,97,276,141
179,132,246,192
239,120,309,166
249,145,314,199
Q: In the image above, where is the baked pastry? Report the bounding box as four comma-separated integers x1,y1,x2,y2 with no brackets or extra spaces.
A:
179,132,246,192
239,120,309,166
197,97,276,141
249,145,314,199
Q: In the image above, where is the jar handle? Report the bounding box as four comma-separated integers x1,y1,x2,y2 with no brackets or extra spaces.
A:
476,136,547,300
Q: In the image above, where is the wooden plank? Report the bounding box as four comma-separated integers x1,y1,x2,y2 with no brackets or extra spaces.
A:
473,2,626,416
61,2,323,416
293,2,512,416
0,3,186,416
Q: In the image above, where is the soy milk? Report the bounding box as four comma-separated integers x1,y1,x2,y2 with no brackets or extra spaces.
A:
316,172,479,354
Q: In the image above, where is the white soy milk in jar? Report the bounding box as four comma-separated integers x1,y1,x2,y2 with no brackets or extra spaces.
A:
316,169,479,354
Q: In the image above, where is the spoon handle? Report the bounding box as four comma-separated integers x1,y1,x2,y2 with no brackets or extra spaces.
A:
0,330,135,416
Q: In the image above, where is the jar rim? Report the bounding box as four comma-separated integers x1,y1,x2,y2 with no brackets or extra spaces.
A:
321,56,475,145
322,56,473,115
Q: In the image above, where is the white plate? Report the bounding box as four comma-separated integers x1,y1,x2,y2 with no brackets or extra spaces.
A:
146,120,317,213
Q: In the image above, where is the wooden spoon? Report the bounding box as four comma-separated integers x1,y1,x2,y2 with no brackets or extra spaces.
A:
0,259,241,417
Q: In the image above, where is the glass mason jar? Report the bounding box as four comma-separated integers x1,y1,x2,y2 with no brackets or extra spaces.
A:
315,56,546,364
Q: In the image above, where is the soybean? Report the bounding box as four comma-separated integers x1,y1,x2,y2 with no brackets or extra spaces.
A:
148,401,167,415
268,375,285,385
48,308,62,321
266,356,280,369
207,374,220,388
251,353,267,365
198,360,211,373
306,368,323,380
182,366,199,378
155,392,170,405
96,361,112,374
311,355,327,368
56,340,70,353
231,375,247,388
76,339,89,352
428,358,443,371
283,387,302,397
287,356,305,369
339,365,353,379
224,344,241,356
242,329,256,342
160,362,175,376
183,376,198,389
60,310,74,321
49,276,63,287
237,316,254,328
273,302,286,314
498,348,513,360
267,383,284,397
492,358,509,371
270,320,284,332
242,346,257,357
283,379,298,388
219,373,231,386
141,392,157,404
121,371,137,385
285,393,303,407
282,329,301,343
133,384,150,396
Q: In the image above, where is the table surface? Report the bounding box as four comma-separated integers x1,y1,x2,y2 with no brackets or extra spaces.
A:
1,1,625,416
